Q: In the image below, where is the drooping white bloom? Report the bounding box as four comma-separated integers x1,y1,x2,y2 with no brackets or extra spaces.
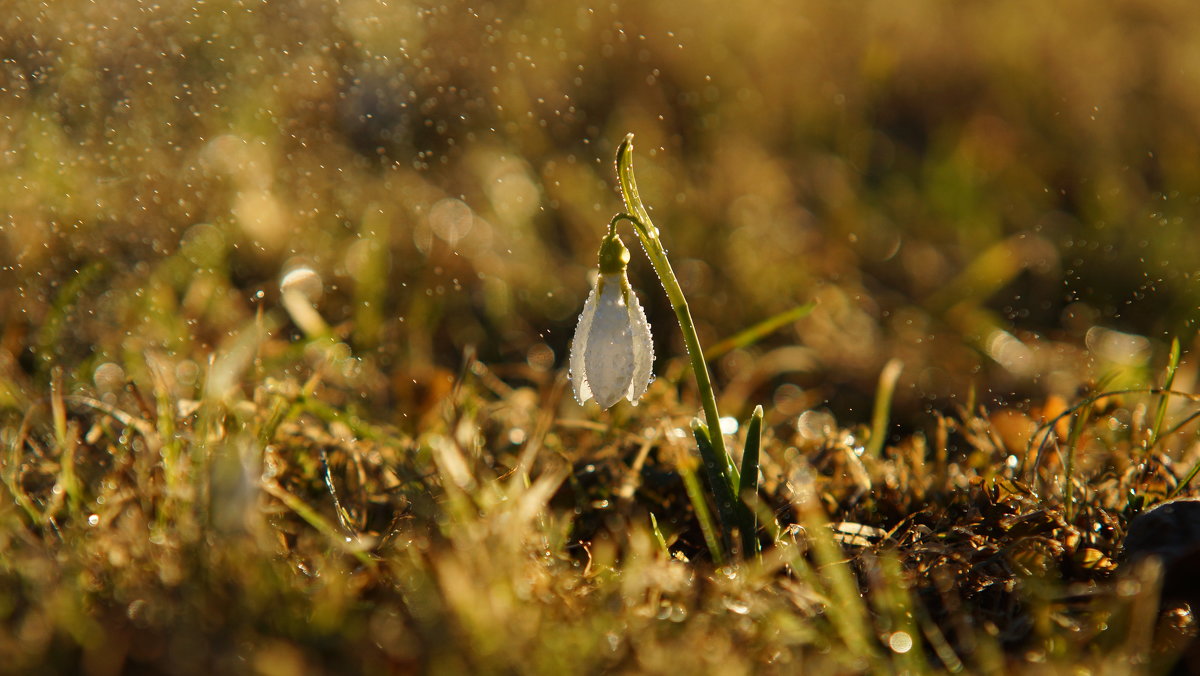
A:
570,270,654,409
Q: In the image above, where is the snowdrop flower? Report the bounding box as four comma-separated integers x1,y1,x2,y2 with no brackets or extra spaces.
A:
570,233,654,409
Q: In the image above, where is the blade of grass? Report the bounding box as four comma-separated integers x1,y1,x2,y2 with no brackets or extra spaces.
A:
1170,451,1200,499
150,358,183,505
1062,372,1119,517
915,600,964,673
300,394,394,444
261,478,377,568
693,420,738,557
50,368,82,516
649,512,670,557
869,551,930,674
678,458,725,566
1121,557,1164,667
866,359,903,458
1148,337,1181,451
1064,398,1093,521
925,236,1031,316
738,405,763,557
1156,407,1200,445
320,448,358,535
703,302,815,362
793,468,884,670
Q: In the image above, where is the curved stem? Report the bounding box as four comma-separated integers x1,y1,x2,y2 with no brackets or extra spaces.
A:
614,134,733,476
607,213,638,237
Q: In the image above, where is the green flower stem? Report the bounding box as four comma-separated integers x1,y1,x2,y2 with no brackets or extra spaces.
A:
614,134,734,478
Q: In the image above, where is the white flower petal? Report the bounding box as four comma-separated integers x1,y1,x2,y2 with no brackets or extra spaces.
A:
569,283,599,405
585,276,636,409
624,283,654,405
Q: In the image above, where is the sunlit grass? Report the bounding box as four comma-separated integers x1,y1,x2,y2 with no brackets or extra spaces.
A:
8,349,1199,671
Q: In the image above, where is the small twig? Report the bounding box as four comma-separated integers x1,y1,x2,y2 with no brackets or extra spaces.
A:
64,395,156,437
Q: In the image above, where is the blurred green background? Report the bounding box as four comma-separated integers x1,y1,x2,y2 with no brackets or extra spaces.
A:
4,0,1200,427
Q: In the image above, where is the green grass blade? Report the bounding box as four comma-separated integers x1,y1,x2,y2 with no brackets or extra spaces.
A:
1149,337,1181,450
1172,460,1200,499
1064,399,1094,521
738,405,764,556
678,460,725,566
50,369,82,516
260,478,377,569
869,551,931,674
692,420,738,557
793,469,884,670
703,302,815,362
649,512,670,557
866,359,903,458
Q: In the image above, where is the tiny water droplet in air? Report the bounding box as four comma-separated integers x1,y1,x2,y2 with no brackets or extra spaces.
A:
888,631,913,654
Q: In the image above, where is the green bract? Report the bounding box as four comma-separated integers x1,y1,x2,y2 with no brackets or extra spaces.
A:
597,232,631,275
